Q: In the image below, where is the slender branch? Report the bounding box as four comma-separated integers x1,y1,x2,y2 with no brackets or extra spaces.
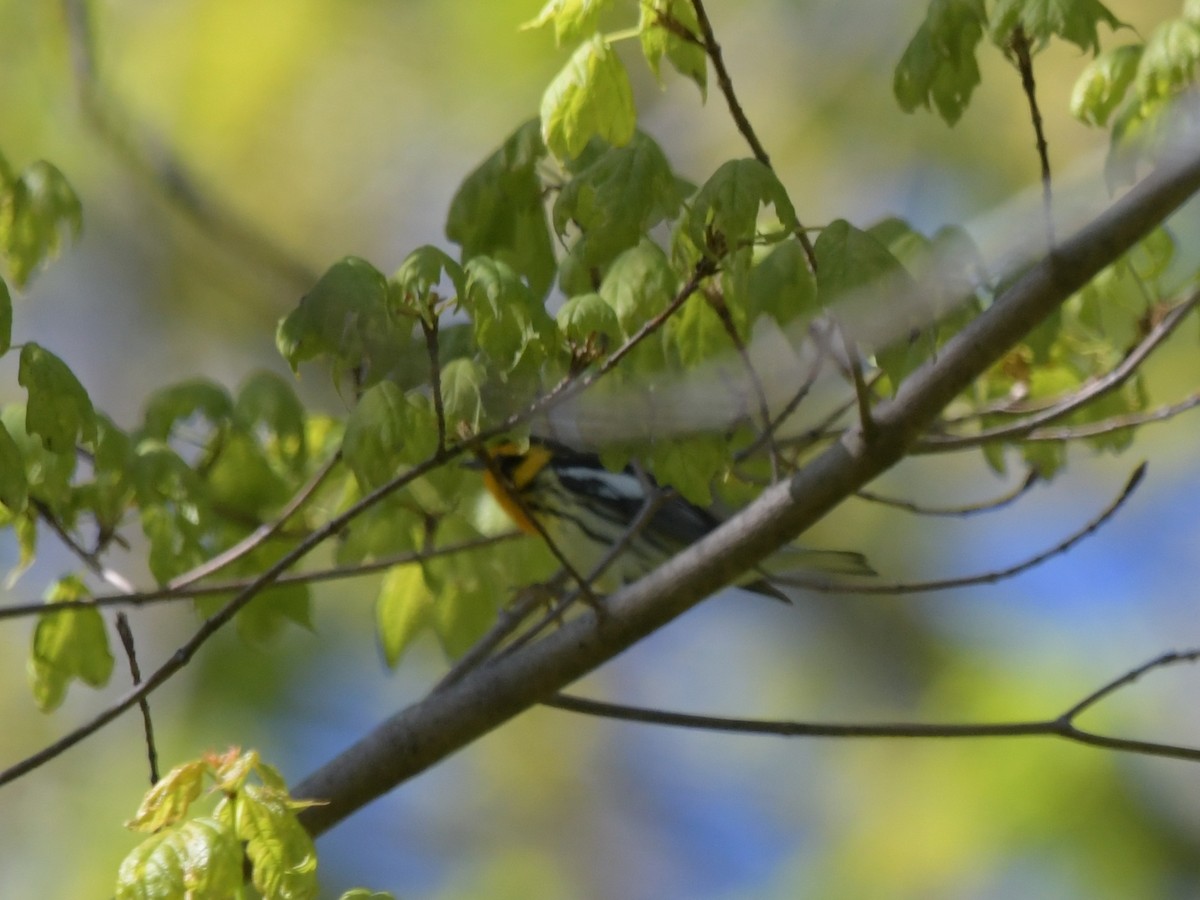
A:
0,533,520,622
1023,391,1200,441
115,614,159,785
790,463,1144,595
856,468,1039,517
167,451,343,591
687,0,818,271
291,146,1200,837
542,648,1200,763
421,316,447,453
1009,25,1054,247
918,291,1200,451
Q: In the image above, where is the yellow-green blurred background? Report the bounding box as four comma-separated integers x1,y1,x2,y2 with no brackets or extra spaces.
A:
4,1,1200,897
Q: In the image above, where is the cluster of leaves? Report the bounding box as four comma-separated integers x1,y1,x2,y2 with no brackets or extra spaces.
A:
114,748,390,900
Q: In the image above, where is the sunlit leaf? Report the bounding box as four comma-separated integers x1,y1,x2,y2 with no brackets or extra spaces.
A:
541,35,637,160
0,419,28,513
125,760,209,833
18,342,96,453
639,0,707,97
685,159,798,260
440,358,487,431
28,575,113,712
0,160,82,287
376,563,433,667
988,0,1124,54
446,120,555,299
522,0,614,45
462,255,558,374
233,785,319,900
1071,44,1142,125
1136,18,1200,104
894,0,986,124
115,818,242,900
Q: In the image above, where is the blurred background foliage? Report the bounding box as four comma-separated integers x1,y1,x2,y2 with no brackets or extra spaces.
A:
3,0,1200,896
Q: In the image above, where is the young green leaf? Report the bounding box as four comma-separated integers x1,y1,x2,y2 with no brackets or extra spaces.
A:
894,0,986,124
1071,44,1142,125
232,785,319,900
445,119,556,299
685,159,798,261
125,760,210,833
600,239,678,335
0,419,27,513
462,256,558,374
558,292,622,346
343,381,436,490
376,563,434,667
440,358,487,431
0,160,82,287
234,370,308,472
541,35,637,160
554,132,686,293
18,342,96,453
1136,18,1200,105
142,378,234,441
390,245,465,320
988,0,1123,55
276,256,392,374
115,818,243,900
28,575,114,712
523,0,614,45
639,0,708,97
743,240,818,325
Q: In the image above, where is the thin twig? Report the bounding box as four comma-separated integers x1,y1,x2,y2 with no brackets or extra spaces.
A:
421,316,447,453
1023,392,1200,442
788,463,1144,595
115,614,159,785
856,468,1039,517
167,451,344,591
917,291,1200,451
543,648,1200,763
0,532,521,621
1009,25,1054,247
687,0,818,271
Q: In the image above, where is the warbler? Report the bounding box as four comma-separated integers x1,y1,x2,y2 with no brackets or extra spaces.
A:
479,439,873,600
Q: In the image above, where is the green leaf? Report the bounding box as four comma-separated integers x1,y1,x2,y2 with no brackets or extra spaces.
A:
18,342,96,452
522,0,614,45
276,256,391,373
541,35,637,160
116,818,243,900
461,256,558,375
343,381,437,490
233,786,319,900
206,429,291,517
557,292,622,348
1136,18,1200,104
440,358,487,431
445,119,555,300
0,420,28,513
1,403,75,511
125,760,209,833
988,0,1123,55
426,561,500,659
339,891,395,900
76,414,134,533
234,371,308,472
667,294,727,369
1071,44,1142,125
649,435,726,507
0,160,82,287
600,239,678,335
894,0,986,124
0,277,11,355
685,159,798,261
814,219,913,308
743,241,818,325
554,132,685,293
639,0,708,97
132,442,208,584
376,563,434,667
390,245,465,320
142,377,233,441
28,575,114,711
231,581,313,643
